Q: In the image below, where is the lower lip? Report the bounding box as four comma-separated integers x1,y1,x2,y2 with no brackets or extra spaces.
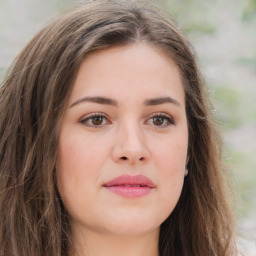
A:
104,186,153,197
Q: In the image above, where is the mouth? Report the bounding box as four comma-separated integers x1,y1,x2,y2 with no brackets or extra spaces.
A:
103,175,155,198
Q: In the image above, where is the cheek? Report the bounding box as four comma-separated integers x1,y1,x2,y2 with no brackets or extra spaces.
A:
57,130,107,176
151,135,187,213
56,137,101,222
56,130,112,204
56,133,95,200
153,135,188,174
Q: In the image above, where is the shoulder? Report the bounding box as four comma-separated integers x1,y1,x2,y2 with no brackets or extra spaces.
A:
237,237,256,256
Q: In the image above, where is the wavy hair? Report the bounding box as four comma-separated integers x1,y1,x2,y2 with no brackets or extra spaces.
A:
0,0,237,255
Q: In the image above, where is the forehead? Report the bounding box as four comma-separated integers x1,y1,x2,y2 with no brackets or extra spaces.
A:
69,43,185,106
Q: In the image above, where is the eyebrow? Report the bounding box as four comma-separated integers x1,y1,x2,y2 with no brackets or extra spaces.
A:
143,97,181,107
69,96,118,108
69,96,181,108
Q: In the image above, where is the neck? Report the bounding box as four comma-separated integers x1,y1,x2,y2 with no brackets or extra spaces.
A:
70,227,160,256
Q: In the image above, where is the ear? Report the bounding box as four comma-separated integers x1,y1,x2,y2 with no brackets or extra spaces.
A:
184,155,189,176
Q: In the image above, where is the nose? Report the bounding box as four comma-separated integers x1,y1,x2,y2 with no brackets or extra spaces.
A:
112,123,150,165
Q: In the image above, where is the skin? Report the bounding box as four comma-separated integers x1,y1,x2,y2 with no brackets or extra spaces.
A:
57,43,188,256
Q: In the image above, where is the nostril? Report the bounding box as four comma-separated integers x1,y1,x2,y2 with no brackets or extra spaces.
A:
120,156,145,161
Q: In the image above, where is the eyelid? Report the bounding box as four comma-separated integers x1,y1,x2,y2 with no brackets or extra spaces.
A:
79,111,176,128
145,112,176,127
79,112,111,127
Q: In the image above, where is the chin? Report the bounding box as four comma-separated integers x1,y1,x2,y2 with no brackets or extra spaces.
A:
97,211,163,237
104,223,159,237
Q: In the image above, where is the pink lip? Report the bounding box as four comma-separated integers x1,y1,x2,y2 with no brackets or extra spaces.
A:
103,175,155,198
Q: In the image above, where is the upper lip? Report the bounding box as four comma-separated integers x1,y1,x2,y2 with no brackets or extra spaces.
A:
103,175,155,188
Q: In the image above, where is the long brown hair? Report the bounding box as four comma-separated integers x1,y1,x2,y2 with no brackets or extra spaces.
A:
0,0,237,255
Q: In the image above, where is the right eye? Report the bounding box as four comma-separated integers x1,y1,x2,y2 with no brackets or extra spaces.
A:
80,113,110,128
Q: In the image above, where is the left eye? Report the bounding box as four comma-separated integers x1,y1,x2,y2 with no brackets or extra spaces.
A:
80,114,109,127
147,114,175,127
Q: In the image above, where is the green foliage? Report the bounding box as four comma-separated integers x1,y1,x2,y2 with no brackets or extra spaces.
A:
213,86,241,128
236,56,256,70
229,149,256,218
242,0,256,20
160,0,218,34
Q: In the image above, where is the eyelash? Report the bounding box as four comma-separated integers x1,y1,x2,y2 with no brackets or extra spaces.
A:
146,113,176,127
79,112,176,128
80,113,110,128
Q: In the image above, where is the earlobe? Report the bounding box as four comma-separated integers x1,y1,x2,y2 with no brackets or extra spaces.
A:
184,166,188,177
185,156,189,176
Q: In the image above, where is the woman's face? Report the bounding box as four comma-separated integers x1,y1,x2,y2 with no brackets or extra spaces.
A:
57,43,188,237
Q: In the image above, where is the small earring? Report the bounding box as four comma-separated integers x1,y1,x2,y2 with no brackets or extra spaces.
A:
185,166,188,176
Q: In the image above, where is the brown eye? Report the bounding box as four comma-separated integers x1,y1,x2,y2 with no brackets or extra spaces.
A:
146,113,175,128
91,116,104,125
153,117,164,126
80,113,109,128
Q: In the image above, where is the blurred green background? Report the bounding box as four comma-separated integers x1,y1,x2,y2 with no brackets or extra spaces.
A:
0,0,255,240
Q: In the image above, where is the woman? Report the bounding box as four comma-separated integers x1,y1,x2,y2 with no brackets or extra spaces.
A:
0,0,237,255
